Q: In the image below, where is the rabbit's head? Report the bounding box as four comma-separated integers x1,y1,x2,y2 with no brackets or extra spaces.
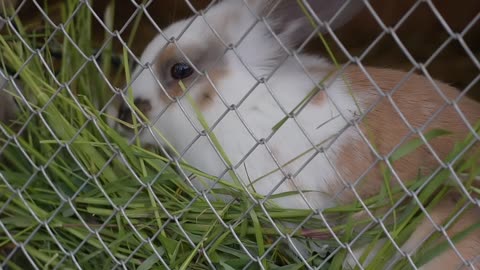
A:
116,0,363,145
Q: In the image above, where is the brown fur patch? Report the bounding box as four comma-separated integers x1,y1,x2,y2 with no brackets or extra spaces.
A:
154,43,187,102
164,82,184,102
330,66,480,269
402,195,480,269
332,66,480,203
311,90,326,105
155,43,178,72
195,68,228,110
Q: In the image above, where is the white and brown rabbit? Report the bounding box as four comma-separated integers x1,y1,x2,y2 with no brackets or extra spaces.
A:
114,0,480,268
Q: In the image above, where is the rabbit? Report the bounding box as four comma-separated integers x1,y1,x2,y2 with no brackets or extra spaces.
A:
113,0,480,268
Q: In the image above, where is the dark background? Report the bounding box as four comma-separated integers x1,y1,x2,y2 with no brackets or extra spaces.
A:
7,0,480,101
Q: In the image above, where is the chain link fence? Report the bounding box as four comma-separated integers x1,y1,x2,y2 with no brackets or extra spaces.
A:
0,0,479,269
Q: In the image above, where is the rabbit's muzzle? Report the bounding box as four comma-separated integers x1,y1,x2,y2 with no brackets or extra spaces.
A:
117,98,152,128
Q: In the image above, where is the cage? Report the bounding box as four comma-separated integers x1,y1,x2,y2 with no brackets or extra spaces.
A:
0,0,479,269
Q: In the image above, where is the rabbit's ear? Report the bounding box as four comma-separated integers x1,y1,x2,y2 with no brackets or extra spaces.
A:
246,0,363,47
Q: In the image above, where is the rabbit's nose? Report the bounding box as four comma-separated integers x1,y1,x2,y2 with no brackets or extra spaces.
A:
118,98,152,127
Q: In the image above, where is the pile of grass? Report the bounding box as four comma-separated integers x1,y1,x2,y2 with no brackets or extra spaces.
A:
0,1,479,269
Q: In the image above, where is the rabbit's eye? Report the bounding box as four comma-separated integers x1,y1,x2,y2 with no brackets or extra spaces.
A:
171,62,194,80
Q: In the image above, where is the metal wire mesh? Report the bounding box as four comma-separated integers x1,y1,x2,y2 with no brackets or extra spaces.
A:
0,0,479,269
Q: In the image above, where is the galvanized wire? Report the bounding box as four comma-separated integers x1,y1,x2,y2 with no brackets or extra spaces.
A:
0,0,479,269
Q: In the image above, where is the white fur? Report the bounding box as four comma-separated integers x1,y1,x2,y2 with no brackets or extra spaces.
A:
113,0,480,268
116,1,365,265
133,50,359,210
119,0,362,262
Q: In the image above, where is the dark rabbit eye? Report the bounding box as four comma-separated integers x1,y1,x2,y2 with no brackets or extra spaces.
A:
171,62,194,80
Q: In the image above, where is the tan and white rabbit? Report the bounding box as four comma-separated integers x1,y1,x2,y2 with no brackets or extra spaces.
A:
114,0,480,268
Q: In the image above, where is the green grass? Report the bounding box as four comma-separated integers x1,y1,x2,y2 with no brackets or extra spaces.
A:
0,1,479,269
